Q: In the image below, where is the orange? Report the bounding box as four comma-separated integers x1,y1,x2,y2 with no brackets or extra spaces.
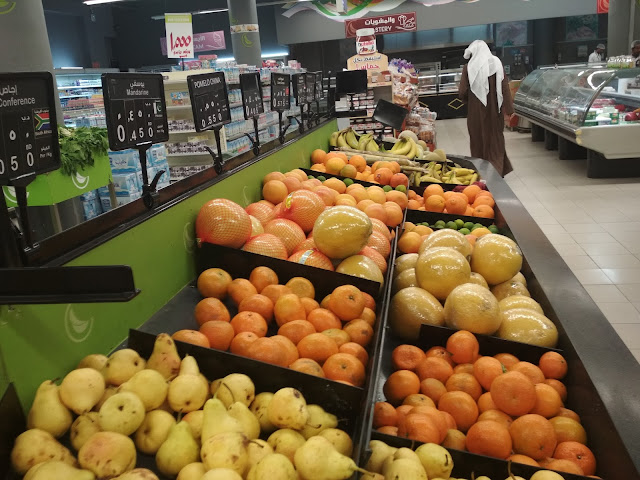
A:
508,454,540,467
395,404,415,426
491,371,536,416
470,227,491,238
445,373,483,401
200,321,235,351
399,413,441,443
362,292,376,310
274,293,307,326
294,237,317,253
511,361,545,385
360,307,376,326
263,180,289,204
553,441,597,476
392,345,426,371
438,391,479,432
387,161,401,174
324,177,347,194
411,406,447,441
230,311,268,337
367,231,391,258
398,232,423,254
247,337,287,366
377,426,398,436
385,190,409,210
278,319,316,345
261,284,293,306
328,285,365,321
549,416,587,444
229,331,259,356
335,193,357,207
322,329,350,348
440,410,458,431
424,184,445,199
390,173,409,189
320,294,331,309
311,149,327,164
172,330,210,348
373,401,398,428
249,266,279,293
477,392,498,413
326,151,348,162
407,199,422,210
494,352,520,369
228,278,258,306
531,383,563,418
283,175,302,193
326,157,346,175
473,356,504,390
442,429,466,450
453,363,475,375
300,297,320,316
446,330,480,364
556,407,580,423
509,414,557,460
474,205,495,219
339,342,369,366
238,294,274,323
383,202,404,228
289,358,325,377
289,168,308,181
545,459,585,476
343,319,374,347
420,378,447,404
462,185,482,203
297,333,339,364
364,203,388,223
445,196,468,215
383,370,421,405
367,186,388,204
424,195,445,212
370,218,391,240
477,409,513,429
465,206,475,216
466,420,512,459
425,346,455,367
307,308,342,332
310,163,326,172
348,155,367,173
323,353,365,386
539,351,568,380
403,395,436,409
473,195,495,208
271,335,300,366
373,168,393,185
263,171,287,185
197,268,233,299
194,297,231,325
416,357,454,383
285,277,315,299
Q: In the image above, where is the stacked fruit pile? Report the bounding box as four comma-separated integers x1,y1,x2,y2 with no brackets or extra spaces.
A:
407,184,496,219
12,334,361,480
330,128,428,161
374,331,596,477
398,221,499,255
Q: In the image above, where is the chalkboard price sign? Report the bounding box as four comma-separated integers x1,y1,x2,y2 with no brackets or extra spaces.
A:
102,73,169,151
0,72,60,184
271,73,291,112
292,73,306,107
314,72,323,101
240,72,264,120
187,72,231,132
305,73,316,104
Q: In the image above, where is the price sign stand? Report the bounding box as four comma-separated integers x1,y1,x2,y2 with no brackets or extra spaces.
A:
271,72,295,144
371,99,409,144
304,73,317,131
292,73,307,134
187,72,232,174
102,73,169,209
313,71,323,127
239,72,264,157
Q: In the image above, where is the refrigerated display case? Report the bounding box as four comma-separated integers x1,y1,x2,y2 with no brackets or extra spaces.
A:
418,68,467,119
514,66,640,177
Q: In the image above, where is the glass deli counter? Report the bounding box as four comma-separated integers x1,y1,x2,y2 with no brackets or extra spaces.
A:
514,66,640,177
418,68,467,119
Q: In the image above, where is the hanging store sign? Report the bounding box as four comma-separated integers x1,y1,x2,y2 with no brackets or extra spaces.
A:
165,13,194,59
345,12,417,37
160,31,226,56
597,0,609,14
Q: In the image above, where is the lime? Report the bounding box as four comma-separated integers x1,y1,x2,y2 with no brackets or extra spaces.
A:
446,221,458,230
421,223,430,227
308,175,314,179
317,176,326,182
459,228,471,235
435,220,446,228
395,185,407,193
464,222,474,230
344,178,354,186
472,223,484,231
455,219,465,228
488,225,499,234
383,185,393,192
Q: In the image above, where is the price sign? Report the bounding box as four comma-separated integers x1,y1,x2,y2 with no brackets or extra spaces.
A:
0,72,60,184
101,73,169,151
305,73,316,104
314,72,323,101
240,72,264,120
271,73,291,112
187,72,231,132
292,73,306,107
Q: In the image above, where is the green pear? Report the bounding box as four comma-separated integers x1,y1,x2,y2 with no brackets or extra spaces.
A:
182,410,204,442
11,428,76,474
228,402,261,439
202,468,244,480
318,428,353,456
156,421,200,477
366,440,397,473
383,458,427,480
94,385,118,411
177,462,206,480
114,468,160,479
27,380,73,437
71,413,101,451
99,391,145,435
248,453,296,480
294,436,367,480
250,392,276,433
77,354,108,371
381,448,423,476
102,349,146,386
168,356,208,413
415,443,454,480
78,431,136,478
146,334,181,380
267,429,306,463
213,373,255,407
201,398,243,442
119,369,169,411
23,461,95,480
135,410,176,455
267,388,308,430
60,368,106,414
201,431,249,476
247,439,273,468
300,405,338,439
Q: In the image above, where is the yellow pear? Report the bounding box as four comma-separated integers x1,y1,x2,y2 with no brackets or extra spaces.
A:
301,405,338,438
249,392,276,433
201,398,244,442
177,462,206,480
77,354,108,371
182,410,204,442
119,369,169,411
383,458,427,480
102,349,146,386
202,468,244,480
318,428,353,456
135,410,176,455
146,334,181,380
23,461,95,480
99,391,145,435
366,440,397,473
94,385,118,411
156,421,200,477
114,468,159,479
71,413,101,451
248,453,296,480
213,373,255,408
267,388,308,430
247,439,273,468
78,431,136,479
200,432,249,476
266,429,306,463
60,368,106,414
415,443,453,480
294,436,367,480
27,380,73,437
228,402,261,439
11,428,76,474
168,356,208,413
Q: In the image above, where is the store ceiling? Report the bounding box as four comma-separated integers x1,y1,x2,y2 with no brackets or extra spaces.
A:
44,0,295,15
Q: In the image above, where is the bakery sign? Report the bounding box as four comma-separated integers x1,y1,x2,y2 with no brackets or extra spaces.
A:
345,12,417,37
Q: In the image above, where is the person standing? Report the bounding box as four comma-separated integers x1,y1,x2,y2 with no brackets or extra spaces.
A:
588,44,606,63
632,40,640,67
459,40,514,177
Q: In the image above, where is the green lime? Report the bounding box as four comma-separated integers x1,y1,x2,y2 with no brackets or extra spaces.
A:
421,222,430,227
435,220,446,228
463,222,474,230
308,175,314,179
455,219,465,228
317,176,326,182
383,185,393,192
343,178,354,186
459,228,471,235
395,185,407,193
446,221,458,230
488,225,499,234
472,223,484,231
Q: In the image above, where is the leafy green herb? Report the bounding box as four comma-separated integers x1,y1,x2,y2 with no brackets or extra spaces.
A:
58,127,109,176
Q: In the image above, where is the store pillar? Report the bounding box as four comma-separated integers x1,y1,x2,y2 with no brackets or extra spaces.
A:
227,0,262,66
608,0,640,56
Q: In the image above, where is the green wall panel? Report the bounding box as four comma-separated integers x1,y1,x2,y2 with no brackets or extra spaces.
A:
0,121,335,410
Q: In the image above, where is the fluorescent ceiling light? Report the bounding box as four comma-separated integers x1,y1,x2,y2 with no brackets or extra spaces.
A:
84,0,125,5
196,9,228,14
60,67,84,69
215,52,289,63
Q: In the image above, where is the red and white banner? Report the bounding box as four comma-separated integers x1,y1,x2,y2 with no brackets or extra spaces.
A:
597,0,609,14
161,31,226,57
345,12,417,37
165,13,194,59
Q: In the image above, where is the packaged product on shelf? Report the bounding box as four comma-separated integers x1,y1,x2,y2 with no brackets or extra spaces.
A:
389,58,419,108
112,172,141,196
169,91,189,106
147,144,168,166
80,189,103,221
108,149,140,173
405,106,437,149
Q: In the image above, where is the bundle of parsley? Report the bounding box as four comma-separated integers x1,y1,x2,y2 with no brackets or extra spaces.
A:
58,127,109,176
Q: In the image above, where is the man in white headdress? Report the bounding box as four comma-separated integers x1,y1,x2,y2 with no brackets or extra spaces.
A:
459,40,514,176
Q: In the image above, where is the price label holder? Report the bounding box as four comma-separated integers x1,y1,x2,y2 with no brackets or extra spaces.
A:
313,71,323,126
271,72,294,144
187,72,231,174
239,72,264,156
102,73,169,209
292,73,307,134
304,73,316,129
372,99,409,144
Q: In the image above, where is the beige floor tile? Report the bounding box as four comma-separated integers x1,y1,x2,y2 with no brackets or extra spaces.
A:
563,223,604,233
553,243,587,256
562,255,598,270
584,285,628,302
590,255,640,269
572,269,612,285
618,284,640,302
612,324,640,350
602,269,640,284
597,302,640,323
570,232,617,244
580,243,630,256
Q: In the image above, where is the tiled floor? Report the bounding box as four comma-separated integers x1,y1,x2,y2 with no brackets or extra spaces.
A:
436,118,640,364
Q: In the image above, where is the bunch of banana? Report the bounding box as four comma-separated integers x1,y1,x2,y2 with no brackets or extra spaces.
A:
417,161,444,184
441,167,478,185
389,136,421,160
357,133,381,152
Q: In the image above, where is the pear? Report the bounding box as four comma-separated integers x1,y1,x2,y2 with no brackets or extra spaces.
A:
71,413,102,451
248,453,296,480
267,388,308,430
267,429,306,463
114,468,160,479
247,439,273,467
119,369,169,411
183,410,204,442
27,380,73,437
78,431,136,478
213,373,255,407
361,474,384,480
301,404,338,438
366,440,397,473
177,462,206,480
168,356,208,413
99,391,145,435
294,436,369,480
250,392,276,433
23,461,95,480
102,349,146,386
530,472,565,480
94,385,118,411
135,410,176,455
381,448,422,476
201,398,243,442
202,469,244,480
383,458,427,480
60,368,106,414
146,333,181,380
11,428,76,474
415,443,454,480
78,354,108,371
156,421,200,477
318,428,353,456
228,402,261,439
201,431,249,476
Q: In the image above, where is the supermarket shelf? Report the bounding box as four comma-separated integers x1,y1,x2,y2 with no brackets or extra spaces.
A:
60,94,98,99
225,120,279,142
167,105,192,111
58,85,102,90
167,151,214,157
169,129,197,135
229,102,243,108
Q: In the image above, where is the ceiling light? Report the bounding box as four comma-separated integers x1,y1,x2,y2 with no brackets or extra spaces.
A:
60,67,84,70
84,0,125,5
196,9,228,14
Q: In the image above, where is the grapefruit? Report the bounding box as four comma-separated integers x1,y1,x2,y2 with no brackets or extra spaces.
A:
336,255,384,285
242,233,288,259
394,253,419,277
278,190,326,233
415,247,471,301
467,272,489,289
288,250,334,271
391,268,418,294
444,283,502,334
245,202,273,225
498,295,544,314
418,229,472,258
264,218,306,256
249,215,264,237
196,198,252,248
313,206,373,259
471,234,523,285
498,308,558,347
490,279,530,301
389,287,444,340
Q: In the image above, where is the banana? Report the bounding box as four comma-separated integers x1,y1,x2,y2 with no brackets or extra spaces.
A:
337,132,348,148
406,139,417,160
420,175,442,183
393,139,412,156
452,167,475,175
329,132,339,147
358,134,373,150
366,139,380,152
389,139,403,153
345,129,359,149
470,173,479,184
415,144,424,159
